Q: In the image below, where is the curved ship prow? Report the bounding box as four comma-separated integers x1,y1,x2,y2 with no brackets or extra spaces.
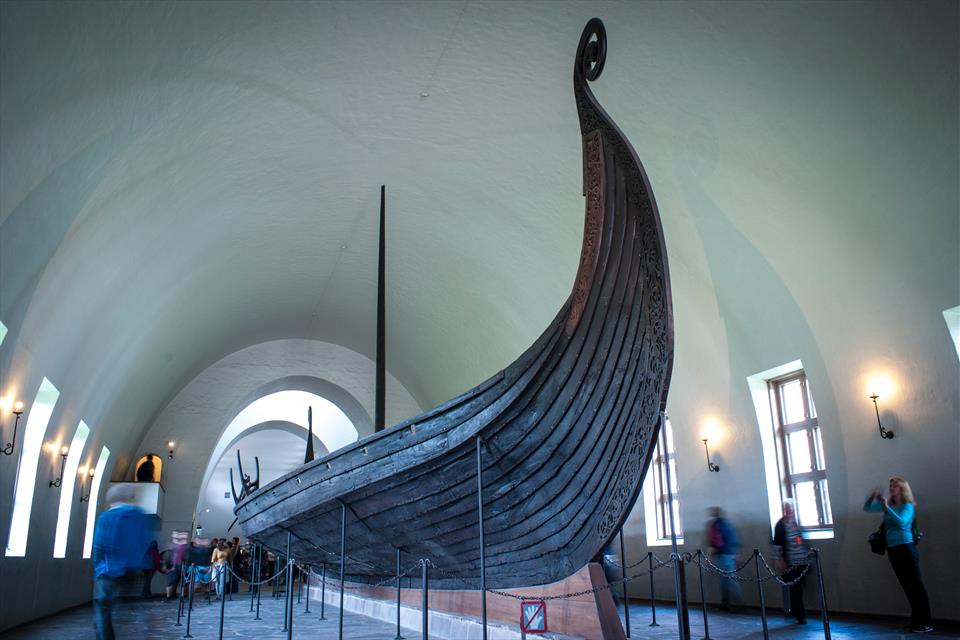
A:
235,17,673,589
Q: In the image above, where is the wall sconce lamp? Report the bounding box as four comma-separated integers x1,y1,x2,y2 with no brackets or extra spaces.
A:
80,468,95,502
168,441,176,460
50,446,69,487
2,400,25,456
869,394,895,439
702,439,720,472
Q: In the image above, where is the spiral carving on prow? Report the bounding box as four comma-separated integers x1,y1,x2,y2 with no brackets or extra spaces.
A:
577,18,606,81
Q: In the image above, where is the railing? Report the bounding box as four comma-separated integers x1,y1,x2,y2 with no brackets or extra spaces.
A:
169,542,830,640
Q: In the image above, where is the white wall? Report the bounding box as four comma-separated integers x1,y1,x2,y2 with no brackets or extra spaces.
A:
0,0,956,632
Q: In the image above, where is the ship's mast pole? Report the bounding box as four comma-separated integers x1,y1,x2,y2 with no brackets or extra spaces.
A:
375,185,386,432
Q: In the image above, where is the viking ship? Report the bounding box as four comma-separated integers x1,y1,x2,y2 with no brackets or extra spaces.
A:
235,18,674,589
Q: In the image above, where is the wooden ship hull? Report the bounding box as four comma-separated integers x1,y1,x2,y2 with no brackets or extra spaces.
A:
235,19,674,589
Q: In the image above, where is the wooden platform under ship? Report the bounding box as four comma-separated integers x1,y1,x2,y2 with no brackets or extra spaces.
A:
234,18,674,591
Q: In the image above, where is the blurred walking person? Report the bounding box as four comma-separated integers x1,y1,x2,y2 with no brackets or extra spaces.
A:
165,531,188,601
142,540,162,598
92,484,152,639
705,507,741,611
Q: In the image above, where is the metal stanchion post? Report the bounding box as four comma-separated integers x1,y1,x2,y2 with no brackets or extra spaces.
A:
661,413,689,640
339,503,346,640
697,550,711,640
648,552,659,627
184,564,195,639
477,437,488,640
255,546,263,621
284,532,293,632
176,563,185,626
620,529,631,638
320,562,327,620
813,550,831,640
298,564,303,604
249,544,257,613
218,567,227,640
754,550,769,640
305,565,311,614
394,548,403,640
272,555,278,599
420,559,430,640
672,552,691,640
287,557,295,640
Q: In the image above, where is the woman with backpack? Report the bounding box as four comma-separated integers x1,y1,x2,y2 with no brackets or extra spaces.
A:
864,476,932,634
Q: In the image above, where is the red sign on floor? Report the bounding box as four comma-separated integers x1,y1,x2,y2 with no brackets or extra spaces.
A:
520,600,547,634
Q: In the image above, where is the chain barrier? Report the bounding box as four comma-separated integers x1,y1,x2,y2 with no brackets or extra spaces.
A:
476,547,817,602
697,550,755,576
224,562,289,587
430,564,482,589
691,549,814,585
486,560,674,601
654,554,674,569
756,550,814,587
299,559,672,602
602,555,649,570
697,552,773,583
206,546,816,607
306,563,420,593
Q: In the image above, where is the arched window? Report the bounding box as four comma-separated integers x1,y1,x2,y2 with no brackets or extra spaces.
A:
82,446,111,559
134,453,162,483
53,420,91,558
6,378,60,557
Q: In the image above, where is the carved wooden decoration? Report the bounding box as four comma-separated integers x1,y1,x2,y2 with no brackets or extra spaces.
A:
235,17,674,589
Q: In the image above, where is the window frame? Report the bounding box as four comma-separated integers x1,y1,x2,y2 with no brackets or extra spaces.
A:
769,371,832,532
644,417,683,544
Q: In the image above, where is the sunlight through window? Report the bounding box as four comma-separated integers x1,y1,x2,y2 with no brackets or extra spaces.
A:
6,378,60,557
82,447,111,559
53,421,91,558
642,418,683,546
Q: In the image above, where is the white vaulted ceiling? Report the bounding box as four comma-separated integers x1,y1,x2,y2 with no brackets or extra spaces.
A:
2,0,956,447
0,0,957,626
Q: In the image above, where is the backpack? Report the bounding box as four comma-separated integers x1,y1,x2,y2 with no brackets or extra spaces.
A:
708,520,725,550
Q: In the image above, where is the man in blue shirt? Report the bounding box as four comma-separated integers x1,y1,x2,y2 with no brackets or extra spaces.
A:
93,484,151,640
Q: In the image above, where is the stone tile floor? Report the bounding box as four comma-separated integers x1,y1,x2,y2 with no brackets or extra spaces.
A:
1,591,435,640
617,602,960,639
4,593,960,639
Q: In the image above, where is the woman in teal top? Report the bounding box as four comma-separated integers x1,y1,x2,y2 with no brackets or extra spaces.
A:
864,476,932,633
